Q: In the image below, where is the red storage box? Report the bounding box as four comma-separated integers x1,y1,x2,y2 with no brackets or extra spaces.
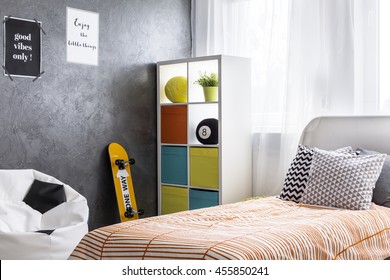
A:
161,105,187,144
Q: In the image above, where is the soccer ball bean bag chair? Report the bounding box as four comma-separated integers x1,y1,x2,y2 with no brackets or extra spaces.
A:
0,169,89,259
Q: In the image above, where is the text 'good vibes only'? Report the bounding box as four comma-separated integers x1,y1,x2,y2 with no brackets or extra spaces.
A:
13,33,33,62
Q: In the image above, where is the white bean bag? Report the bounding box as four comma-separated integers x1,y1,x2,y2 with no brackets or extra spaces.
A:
0,169,89,260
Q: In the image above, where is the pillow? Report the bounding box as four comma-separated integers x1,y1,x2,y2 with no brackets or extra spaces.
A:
279,145,313,202
279,145,355,202
23,180,66,214
357,148,390,208
300,148,386,210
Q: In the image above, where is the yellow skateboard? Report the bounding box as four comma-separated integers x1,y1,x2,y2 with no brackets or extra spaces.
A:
108,142,143,222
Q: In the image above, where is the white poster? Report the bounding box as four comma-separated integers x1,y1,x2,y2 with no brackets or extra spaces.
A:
66,7,99,66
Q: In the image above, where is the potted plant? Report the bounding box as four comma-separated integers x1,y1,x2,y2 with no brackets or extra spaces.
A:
194,72,219,102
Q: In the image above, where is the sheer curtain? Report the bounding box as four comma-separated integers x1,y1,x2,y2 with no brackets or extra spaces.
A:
192,0,379,196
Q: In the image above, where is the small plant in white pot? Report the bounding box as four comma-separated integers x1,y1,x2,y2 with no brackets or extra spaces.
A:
194,72,219,102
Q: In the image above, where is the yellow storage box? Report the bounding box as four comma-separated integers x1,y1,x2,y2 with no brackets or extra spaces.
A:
161,185,188,214
190,147,219,189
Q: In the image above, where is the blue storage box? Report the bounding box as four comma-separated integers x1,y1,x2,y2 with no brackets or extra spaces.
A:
189,189,219,210
161,146,187,185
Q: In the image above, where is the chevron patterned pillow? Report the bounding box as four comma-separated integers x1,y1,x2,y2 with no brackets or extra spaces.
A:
279,145,355,203
279,145,313,202
301,148,386,210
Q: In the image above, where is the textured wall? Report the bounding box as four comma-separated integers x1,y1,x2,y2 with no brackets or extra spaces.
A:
0,0,191,229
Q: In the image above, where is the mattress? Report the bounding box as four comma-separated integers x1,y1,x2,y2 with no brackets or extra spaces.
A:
69,197,390,260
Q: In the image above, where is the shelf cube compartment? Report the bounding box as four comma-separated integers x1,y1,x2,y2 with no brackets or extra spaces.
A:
188,103,219,145
161,105,187,144
161,185,188,214
190,147,219,189
161,146,187,185
159,63,187,104
189,189,219,210
188,59,219,103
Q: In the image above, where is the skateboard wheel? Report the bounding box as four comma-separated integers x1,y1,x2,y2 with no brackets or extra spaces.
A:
138,209,144,216
124,211,134,218
129,159,135,165
124,207,134,218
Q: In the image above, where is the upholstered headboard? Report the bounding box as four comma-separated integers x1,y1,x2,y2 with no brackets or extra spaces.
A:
299,116,390,154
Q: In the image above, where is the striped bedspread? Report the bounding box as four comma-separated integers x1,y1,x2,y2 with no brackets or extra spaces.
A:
69,197,390,260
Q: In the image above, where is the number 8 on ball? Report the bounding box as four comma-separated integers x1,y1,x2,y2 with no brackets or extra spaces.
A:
195,118,218,144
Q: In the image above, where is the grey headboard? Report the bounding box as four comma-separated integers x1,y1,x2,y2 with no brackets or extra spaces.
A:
299,116,390,154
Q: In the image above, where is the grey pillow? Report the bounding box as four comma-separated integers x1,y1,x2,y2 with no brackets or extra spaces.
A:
301,148,386,210
357,148,390,208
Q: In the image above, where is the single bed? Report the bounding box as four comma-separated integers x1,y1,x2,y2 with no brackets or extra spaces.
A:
69,116,390,260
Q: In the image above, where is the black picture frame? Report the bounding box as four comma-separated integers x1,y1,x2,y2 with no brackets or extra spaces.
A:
3,16,42,79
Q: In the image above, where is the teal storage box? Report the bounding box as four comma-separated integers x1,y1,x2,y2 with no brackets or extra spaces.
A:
189,189,219,210
161,146,187,185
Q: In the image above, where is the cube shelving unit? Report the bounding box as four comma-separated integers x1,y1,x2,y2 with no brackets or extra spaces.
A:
157,55,252,215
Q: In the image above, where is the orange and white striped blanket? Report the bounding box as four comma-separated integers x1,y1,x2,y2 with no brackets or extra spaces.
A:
69,197,390,260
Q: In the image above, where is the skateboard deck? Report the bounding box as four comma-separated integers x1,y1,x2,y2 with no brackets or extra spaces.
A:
108,142,143,222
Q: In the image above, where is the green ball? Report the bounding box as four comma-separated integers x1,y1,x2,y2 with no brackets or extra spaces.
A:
164,76,187,103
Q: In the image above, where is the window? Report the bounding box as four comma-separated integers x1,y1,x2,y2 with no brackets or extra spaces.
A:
380,0,390,110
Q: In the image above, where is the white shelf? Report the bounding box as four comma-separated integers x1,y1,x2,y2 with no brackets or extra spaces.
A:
157,55,252,215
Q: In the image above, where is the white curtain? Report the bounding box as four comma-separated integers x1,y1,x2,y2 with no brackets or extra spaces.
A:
192,0,379,196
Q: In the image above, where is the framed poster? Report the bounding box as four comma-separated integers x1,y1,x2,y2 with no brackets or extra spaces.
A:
66,7,99,66
3,17,42,78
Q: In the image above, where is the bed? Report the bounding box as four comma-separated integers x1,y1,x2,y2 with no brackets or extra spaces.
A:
69,116,390,260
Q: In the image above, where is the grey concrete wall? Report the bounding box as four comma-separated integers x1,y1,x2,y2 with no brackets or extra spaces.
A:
0,0,191,229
